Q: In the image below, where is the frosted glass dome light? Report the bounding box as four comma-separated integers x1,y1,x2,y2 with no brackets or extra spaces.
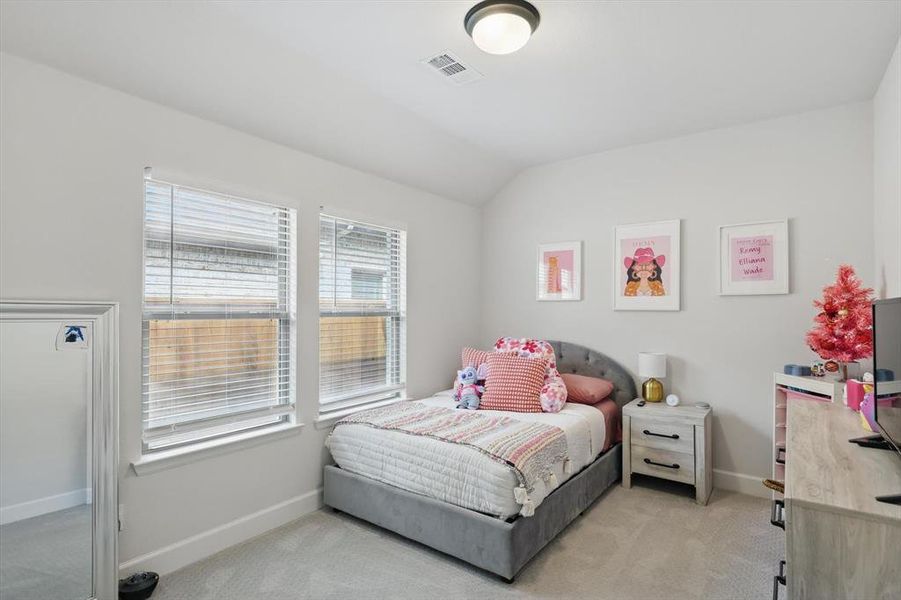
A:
465,0,540,55
471,12,531,55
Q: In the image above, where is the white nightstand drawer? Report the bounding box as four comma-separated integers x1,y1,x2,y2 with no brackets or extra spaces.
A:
630,418,694,454
631,446,695,485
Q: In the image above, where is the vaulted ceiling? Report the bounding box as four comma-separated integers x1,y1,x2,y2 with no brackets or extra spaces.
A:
2,1,899,205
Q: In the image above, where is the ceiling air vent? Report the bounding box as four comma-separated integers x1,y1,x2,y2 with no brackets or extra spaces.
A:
421,52,484,86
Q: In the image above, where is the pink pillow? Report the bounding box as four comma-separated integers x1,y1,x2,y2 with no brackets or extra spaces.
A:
461,346,491,368
493,337,568,412
561,373,615,404
480,353,548,413
454,347,493,398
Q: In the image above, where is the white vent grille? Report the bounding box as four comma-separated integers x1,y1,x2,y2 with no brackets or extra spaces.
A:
421,52,484,85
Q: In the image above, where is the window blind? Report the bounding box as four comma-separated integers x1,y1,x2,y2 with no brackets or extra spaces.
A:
142,179,296,451
319,214,406,410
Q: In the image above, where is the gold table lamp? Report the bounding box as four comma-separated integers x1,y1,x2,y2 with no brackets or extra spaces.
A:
639,352,667,402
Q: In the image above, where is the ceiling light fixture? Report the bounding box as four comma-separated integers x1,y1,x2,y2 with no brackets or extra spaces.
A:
464,0,540,55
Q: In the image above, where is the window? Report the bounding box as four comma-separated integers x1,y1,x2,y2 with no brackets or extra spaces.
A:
319,214,406,413
350,268,385,301
142,179,296,452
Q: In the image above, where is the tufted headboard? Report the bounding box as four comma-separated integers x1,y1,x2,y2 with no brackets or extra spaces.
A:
548,341,637,408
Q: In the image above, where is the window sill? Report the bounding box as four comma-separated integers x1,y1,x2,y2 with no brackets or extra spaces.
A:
131,422,305,476
314,397,405,430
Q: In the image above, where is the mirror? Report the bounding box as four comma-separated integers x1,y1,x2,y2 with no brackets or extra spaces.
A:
0,320,93,599
0,303,118,600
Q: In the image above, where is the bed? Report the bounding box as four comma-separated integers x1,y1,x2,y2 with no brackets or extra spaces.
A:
322,341,637,581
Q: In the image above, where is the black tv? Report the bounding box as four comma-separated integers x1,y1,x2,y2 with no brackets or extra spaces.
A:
872,297,901,505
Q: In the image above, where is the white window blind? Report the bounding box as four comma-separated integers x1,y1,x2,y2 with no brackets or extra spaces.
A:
319,214,406,411
142,179,296,451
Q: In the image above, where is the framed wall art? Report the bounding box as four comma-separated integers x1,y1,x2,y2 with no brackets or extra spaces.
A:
613,220,681,311
537,241,582,301
719,220,789,295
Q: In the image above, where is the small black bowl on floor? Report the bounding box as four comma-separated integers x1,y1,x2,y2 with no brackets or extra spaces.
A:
119,571,159,600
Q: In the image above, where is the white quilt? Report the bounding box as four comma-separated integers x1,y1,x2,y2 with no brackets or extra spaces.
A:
326,390,608,518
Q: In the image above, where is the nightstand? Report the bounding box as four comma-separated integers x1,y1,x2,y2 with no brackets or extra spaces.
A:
622,398,712,505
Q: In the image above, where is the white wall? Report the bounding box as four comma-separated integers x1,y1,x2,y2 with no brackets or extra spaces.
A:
0,321,90,524
480,103,874,488
0,53,481,572
874,38,901,299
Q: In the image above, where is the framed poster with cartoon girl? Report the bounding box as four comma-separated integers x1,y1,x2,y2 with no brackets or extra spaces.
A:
613,220,681,311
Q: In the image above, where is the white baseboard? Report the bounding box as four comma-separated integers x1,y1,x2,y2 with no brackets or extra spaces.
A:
0,488,91,525
118,487,322,576
713,469,770,498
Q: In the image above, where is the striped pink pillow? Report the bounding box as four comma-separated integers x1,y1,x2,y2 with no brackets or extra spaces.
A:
480,353,548,413
461,347,491,368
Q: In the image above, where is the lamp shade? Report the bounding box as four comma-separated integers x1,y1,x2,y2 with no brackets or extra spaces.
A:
638,353,667,379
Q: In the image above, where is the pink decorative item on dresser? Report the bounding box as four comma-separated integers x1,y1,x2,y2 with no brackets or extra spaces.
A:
493,337,568,412
480,353,548,413
805,264,874,381
847,378,866,411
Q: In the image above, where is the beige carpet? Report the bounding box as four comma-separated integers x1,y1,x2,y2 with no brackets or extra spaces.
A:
153,477,783,600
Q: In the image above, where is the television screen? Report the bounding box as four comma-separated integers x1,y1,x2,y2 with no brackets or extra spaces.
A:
874,298,901,454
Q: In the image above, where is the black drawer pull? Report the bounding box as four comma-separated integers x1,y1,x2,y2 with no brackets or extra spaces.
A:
772,560,786,600
643,429,680,440
776,447,786,465
644,458,679,469
770,499,785,530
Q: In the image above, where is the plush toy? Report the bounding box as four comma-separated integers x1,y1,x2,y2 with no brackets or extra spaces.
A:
455,365,486,410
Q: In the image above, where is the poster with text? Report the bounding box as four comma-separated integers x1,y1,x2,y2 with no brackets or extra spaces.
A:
719,221,789,295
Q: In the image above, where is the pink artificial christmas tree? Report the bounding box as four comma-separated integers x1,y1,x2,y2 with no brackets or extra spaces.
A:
806,265,874,366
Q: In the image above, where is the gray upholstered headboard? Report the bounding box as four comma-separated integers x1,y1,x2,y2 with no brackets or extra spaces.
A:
548,341,637,408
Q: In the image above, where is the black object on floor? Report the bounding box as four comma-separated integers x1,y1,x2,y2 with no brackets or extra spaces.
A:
119,571,159,600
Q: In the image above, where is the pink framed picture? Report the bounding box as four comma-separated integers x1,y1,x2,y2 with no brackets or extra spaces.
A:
719,220,789,295
537,241,582,301
613,220,681,311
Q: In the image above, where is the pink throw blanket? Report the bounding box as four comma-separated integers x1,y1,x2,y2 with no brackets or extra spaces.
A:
332,401,571,516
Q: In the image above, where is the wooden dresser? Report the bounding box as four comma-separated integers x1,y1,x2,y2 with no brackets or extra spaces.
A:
783,400,901,599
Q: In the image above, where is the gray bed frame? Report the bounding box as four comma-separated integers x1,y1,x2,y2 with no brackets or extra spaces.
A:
322,341,637,582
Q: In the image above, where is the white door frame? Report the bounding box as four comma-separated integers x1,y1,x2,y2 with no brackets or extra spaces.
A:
0,300,119,600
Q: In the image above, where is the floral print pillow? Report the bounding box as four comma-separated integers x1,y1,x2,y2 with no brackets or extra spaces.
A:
493,337,568,413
